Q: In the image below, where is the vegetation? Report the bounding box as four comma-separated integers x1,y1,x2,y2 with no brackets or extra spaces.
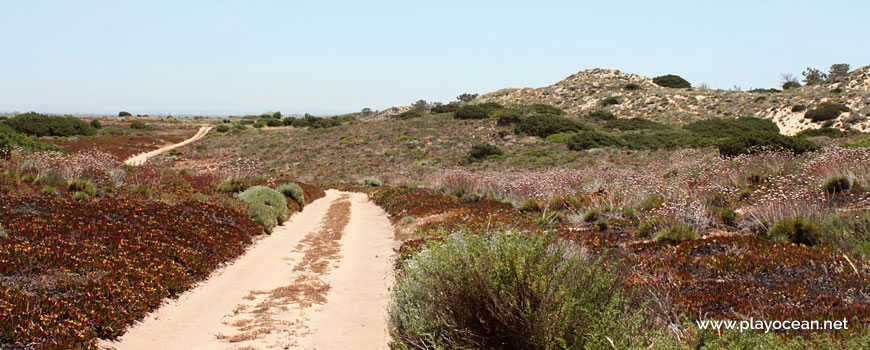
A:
468,143,503,160
805,102,850,122
3,112,97,137
767,216,820,246
654,223,700,243
566,130,622,150
453,105,490,120
652,74,691,88
515,114,589,137
277,183,305,209
237,186,289,233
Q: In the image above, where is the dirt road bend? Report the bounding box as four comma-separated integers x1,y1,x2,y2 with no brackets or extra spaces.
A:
102,190,395,350
124,126,211,166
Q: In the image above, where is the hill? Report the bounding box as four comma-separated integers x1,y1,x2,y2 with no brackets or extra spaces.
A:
476,66,870,135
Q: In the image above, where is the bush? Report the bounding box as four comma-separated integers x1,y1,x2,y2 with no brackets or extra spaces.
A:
216,125,230,133
621,130,708,150
823,176,852,195
118,111,132,117
4,112,97,137
566,130,622,151
599,96,620,107
216,177,251,193
362,177,383,187
469,143,503,159
520,104,564,116
515,115,590,138
453,105,490,120
796,127,844,138
237,186,289,234
90,120,102,129
624,83,641,91
782,81,801,90
477,102,504,115
791,104,806,112
290,117,310,128
605,117,667,131
41,186,59,195
388,232,639,350
430,103,460,113
393,109,424,120
72,191,90,200
129,122,148,130
685,117,779,139
583,110,617,121
654,223,700,243
265,118,283,127
717,132,818,157
68,179,97,196
494,110,524,126
767,216,819,246
653,74,691,88
805,102,850,122
277,183,305,209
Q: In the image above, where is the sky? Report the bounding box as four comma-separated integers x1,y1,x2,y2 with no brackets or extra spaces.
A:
1,0,867,116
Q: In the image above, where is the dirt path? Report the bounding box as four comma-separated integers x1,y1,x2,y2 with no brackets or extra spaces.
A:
101,190,395,350
124,126,212,166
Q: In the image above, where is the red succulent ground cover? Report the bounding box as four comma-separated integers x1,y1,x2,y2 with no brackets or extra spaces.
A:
371,185,870,332
0,194,260,349
45,134,192,161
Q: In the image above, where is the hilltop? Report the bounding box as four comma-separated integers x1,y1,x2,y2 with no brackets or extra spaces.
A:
476,66,870,135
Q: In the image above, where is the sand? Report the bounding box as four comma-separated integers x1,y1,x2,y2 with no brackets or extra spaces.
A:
124,126,212,166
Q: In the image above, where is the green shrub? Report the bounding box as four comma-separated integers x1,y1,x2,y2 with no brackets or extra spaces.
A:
639,195,666,211
237,186,289,234
805,102,850,122
653,74,691,88
493,110,524,126
362,177,383,187
717,132,819,157
599,96,620,107
515,114,590,138
290,117,310,128
277,183,305,209
453,105,490,120
791,104,807,112
89,120,102,129
239,119,255,125
621,130,708,150
636,217,667,238
654,223,700,243
41,186,59,194
0,123,53,152
131,185,152,197
782,81,801,90
216,177,251,193
582,208,601,222
519,103,564,116
796,127,845,138
216,124,230,133
844,137,870,149
822,176,852,194
624,83,641,91
566,130,623,151
469,143,503,159
430,103,461,114
4,112,97,137
583,110,617,121
544,132,575,144
72,191,90,200
388,232,640,350
130,122,148,130
684,117,779,139
605,117,667,131
68,179,97,196
118,111,132,117
477,102,504,115
767,217,819,246
393,109,424,120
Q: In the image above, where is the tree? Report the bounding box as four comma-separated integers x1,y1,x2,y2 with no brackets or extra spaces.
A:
361,108,373,116
802,67,827,85
780,73,801,90
412,99,429,111
457,93,479,104
119,111,132,117
828,63,850,81
273,111,283,119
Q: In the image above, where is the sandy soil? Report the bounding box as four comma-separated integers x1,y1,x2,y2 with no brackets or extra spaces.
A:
101,190,396,350
124,126,212,166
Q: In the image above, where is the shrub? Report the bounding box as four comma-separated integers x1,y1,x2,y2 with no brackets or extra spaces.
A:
782,81,801,90
796,127,844,138
290,117,310,128
362,177,383,187
566,130,622,151
453,105,490,120
605,117,667,131
717,132,819,157
767,216,819,246
130,122,148,130
237,186,289,233
624,83,641,91
216,177,251,193
239,119,255,125
72,191,90,200
89,120,102,129
41,186,59,194
844,137,870,149
515,114,590,138
654,223,700,243
621,130,708,150
599,96,620,107
388,232,639,350
805,102,850,122
583,110,617,121
520,103,564,116
685,117,779,139
68,179,97,196
277,183,305,209
493,110,524,126
118,111,132,117
4,112,97,137
430,103,460,113
791,104,806,112
544,132,575,144
469,143,503,159
477,102,504,115
393,109,424,120
823,176,852,195
265,118,283,127
216,124,230,133
653,74,691,88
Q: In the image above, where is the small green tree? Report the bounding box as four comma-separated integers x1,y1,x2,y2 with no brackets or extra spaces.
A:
828,63,850,81
802,67,827,85
412,100,429,111
119,111,132,117
456,93,478,104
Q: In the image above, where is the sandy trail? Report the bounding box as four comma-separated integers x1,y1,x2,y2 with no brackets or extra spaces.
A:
101,190,395,350
124,126,211,166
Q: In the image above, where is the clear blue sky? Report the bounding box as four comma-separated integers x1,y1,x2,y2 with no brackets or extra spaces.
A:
1,1,867,116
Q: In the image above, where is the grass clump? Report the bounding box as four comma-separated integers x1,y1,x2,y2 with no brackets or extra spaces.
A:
581,208,601,222
0,224,7,239
652,74,691,88
277,183,305,209
805,102,850,122
819,212,870,259
41,186,59,195
362,177,383,187
216,177,251,193
237,186,289,234
517,199,542,212
822,175,852,195
654,223,700,243
68,179,97,196
72,191,90,200
767,216,819,246
624,82,641,90
388,232,641,350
